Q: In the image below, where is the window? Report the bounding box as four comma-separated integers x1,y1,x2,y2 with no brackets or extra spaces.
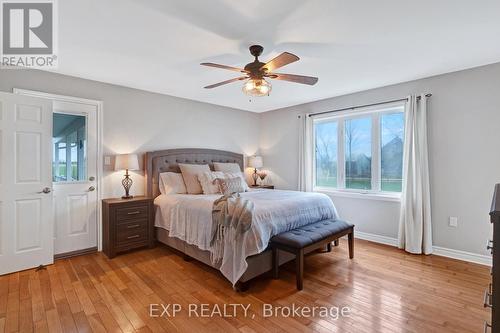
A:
345,117,372,190
380,112,404,192
315,121,338,187
313,104,405,194
52,113,87,182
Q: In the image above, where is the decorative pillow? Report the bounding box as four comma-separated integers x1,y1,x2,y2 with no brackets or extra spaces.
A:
197,171,224,194
159,172,187,195
178,164,211,194
215,177,246,195
213,162,242,173
223,172,249,192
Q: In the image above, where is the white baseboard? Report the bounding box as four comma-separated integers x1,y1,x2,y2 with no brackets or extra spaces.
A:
354,231,492,266
432,246,492,266
355,231,398,247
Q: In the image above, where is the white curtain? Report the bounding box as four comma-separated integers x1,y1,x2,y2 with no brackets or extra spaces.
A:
398,94,433,254
298,114,313,192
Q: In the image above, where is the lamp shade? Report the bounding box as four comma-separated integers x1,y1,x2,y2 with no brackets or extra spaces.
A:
115,154,139,171
248,156,263,168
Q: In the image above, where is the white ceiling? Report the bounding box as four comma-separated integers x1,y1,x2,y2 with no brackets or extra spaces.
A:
52,0,500,112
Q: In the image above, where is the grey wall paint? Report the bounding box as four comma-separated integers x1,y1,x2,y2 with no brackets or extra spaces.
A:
0,69,260,198
259,62,500,256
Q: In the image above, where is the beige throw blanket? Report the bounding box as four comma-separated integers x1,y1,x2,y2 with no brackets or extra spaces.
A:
210,193,254,264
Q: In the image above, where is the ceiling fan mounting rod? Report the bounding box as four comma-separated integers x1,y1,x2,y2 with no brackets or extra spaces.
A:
249,45,264,60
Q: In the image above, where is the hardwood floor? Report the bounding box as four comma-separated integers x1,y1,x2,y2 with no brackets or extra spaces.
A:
0,239,491,333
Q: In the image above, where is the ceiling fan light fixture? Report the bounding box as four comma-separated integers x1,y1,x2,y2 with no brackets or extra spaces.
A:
242,78,272,97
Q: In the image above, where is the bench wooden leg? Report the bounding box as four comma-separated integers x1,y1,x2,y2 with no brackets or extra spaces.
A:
333,239,339,247
326,242,332,252
296,249,304,290
272,247,279,279
348,229,354,259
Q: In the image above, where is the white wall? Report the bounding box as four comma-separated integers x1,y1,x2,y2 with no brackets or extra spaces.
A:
0,69,261,198
260,62,500,256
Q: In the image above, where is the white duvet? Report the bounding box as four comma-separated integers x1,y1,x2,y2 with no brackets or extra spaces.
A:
154,189,338,285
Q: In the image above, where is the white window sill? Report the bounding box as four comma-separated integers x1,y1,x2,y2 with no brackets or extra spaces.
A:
314,187,401,202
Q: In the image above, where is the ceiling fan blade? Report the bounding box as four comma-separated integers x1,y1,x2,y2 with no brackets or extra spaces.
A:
200,62,247,73
261,52,299,72
269,73,318,85
204,76,247,89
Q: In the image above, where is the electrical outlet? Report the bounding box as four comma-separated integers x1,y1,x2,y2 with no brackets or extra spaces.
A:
449,216,458,227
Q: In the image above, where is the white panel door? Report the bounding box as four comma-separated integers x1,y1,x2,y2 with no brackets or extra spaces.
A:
52,101,98,255
0,92,53,275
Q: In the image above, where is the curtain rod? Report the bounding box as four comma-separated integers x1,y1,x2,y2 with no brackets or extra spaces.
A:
303,93,432,118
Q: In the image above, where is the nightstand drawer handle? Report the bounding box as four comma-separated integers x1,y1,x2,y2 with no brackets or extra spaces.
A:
484,321,491,333
127,224,140,229
484,288,492,308
127,235,140,239
487,239,493,253
127,211,141,215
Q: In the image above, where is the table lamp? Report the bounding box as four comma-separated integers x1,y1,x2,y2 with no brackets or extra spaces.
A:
115,153,139,199
248,155,263,186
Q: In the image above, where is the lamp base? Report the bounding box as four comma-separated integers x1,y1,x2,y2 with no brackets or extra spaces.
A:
122,170,133,199
252,168,258,186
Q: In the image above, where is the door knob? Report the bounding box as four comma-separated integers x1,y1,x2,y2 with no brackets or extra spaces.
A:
38,187,51,194
88,186,96,192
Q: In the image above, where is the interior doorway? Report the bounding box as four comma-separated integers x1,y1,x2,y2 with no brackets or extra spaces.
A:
14,89,103,258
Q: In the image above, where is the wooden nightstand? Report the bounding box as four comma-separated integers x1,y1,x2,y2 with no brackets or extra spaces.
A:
250,185,275,189
102,196,154,258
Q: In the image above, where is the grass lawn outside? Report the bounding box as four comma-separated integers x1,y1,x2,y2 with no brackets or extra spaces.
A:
54,163,79,181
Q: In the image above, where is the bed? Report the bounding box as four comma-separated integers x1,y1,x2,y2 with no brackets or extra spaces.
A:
145,148,338,288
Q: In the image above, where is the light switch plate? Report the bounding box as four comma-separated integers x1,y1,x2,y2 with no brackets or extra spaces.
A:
449,216,458,227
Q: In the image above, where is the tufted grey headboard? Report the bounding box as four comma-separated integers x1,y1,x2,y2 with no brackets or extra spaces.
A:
145,148,244,198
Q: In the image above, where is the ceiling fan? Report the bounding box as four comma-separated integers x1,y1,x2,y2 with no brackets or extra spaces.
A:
201,45,318,97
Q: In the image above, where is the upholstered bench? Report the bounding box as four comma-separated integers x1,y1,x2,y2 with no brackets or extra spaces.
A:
270,219,354,290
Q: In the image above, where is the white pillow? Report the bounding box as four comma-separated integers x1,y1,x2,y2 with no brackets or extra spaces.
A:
159,172,187,195
215,177,247,195
197,171,225,194
224,172,249,192
213,162,242,173
178,164,211,194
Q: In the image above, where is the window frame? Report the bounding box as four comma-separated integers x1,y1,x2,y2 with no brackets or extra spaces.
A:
312,101,406,200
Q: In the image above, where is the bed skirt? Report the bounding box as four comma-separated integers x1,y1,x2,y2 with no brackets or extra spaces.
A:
156,227,296,283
